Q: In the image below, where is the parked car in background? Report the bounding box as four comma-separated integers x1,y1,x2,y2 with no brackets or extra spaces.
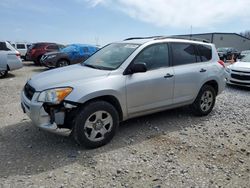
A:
11,42,31,60
226,54,250,87
41,44,98,68
25,42,64,65
21,37,225,148
239,50,250,59
217,47,240,62
0,41,23,78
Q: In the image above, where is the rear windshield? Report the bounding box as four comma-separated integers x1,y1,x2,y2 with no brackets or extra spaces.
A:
0,42,16,51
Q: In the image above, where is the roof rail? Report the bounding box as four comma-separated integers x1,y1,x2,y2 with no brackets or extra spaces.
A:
124,36,163,41
155,36,210,43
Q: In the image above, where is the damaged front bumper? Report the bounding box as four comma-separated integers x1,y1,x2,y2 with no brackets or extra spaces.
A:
21,90,74,136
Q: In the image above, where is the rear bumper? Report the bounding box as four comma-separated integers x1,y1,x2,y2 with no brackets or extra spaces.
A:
20,90,72,136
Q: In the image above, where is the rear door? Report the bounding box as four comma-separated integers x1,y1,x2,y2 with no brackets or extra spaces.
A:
170,42,209,104
126,43,174,115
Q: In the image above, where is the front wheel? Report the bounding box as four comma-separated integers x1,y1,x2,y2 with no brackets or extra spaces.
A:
73,101,119,148
191,85,216,116
56,60,69,67
0,70,8,78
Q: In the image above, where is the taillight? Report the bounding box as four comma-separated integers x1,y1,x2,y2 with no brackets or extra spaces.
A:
218,60,225,68
16,53,21,57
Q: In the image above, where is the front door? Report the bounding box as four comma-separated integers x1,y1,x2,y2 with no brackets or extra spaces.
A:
126,43,174,115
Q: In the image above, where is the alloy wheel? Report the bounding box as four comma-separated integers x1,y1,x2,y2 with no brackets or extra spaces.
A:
84,110,113,142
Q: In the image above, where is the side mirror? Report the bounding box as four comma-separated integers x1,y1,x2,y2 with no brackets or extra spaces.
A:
125,63,147,75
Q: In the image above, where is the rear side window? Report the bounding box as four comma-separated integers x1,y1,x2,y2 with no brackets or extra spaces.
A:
133,43,169,70
197,44,212,62
16,44,25,49
171,43,197,66
46,45,59,50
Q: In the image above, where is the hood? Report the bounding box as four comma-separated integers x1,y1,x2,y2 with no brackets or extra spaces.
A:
229,61,250,71
29,64,110,91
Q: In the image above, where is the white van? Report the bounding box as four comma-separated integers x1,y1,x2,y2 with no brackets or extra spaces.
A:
0,41,23,78
12,42,31,60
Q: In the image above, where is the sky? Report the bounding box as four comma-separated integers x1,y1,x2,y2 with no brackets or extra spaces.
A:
1,0,250,46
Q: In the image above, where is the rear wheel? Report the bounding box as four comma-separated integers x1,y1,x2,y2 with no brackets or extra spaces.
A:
0,70,8,78
56,60,69,67
191,85,216,116
73,101,119,148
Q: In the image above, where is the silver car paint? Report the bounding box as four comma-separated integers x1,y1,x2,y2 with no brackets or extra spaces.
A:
21,38,226,134
0,41,23,71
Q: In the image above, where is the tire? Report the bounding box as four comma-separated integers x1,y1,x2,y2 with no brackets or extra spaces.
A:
73,101,119,148
0,70,8,78
35,56,42,65
56,60,69,67
190,85,216,116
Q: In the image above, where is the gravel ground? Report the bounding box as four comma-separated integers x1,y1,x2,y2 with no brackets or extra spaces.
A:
0,62,249,188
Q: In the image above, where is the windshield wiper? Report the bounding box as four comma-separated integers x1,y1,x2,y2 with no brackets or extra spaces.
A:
84,64,113,70
84,64,101,69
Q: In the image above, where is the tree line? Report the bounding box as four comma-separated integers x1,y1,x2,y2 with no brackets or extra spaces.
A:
239,30,250,39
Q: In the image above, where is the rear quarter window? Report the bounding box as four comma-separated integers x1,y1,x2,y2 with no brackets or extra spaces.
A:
0,42,10,51
171,43,198,66
197,44,212,62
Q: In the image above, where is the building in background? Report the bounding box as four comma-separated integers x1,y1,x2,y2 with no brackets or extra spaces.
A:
176,33,250,51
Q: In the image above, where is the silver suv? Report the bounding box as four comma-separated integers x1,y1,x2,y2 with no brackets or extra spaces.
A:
21,37,226,148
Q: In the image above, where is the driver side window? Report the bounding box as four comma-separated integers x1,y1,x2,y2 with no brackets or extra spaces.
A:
133,43,169,70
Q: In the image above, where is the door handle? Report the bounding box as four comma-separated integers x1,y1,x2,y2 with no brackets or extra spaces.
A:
200,68,207,73
164,73,174,78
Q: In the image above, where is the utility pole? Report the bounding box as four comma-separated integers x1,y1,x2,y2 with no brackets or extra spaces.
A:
190,25,193,39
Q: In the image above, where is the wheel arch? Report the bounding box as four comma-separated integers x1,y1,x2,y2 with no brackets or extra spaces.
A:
57,58,70,64
202,80,218,95
77,95,123,121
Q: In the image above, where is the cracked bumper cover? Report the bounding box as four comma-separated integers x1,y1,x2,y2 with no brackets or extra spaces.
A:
21,91,72,136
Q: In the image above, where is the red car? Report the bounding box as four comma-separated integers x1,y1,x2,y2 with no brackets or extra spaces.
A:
25,43,64,65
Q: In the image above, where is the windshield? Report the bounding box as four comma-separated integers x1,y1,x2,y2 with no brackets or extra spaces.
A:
61,45,77,53
82,43,140,70
241,50,250,55
240,54,250,62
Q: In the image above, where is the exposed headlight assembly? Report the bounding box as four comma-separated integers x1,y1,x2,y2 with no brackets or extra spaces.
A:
225,67,231,73
47,55,56,59
37,87,73,104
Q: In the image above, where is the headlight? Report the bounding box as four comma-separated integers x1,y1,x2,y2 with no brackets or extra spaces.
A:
37,87,73,104
47,55,56,59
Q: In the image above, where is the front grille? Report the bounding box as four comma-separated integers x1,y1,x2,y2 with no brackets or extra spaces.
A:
232,69,250,74
24,83,35,100
230,80,250,85
231,74,250,81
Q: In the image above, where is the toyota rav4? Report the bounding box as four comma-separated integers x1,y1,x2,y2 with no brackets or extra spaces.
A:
21,37,226,148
